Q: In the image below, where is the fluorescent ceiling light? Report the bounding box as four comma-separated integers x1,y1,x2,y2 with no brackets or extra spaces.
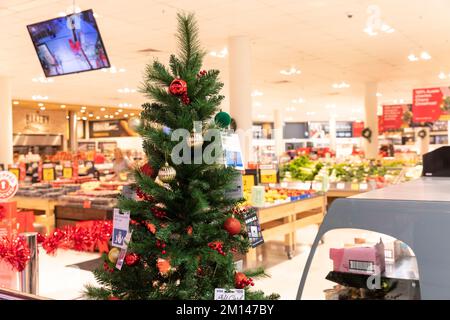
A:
32,76,54,83
40,106,46,111
332,82,350,89
100,107,106,111
13,101,19,105
60,104,66,109
32,95,49,100
37,103,44,107
118,88,137,93
439,72,447,80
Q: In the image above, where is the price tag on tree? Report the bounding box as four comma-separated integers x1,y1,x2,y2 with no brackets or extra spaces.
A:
214,288,245,300
112,209,130,249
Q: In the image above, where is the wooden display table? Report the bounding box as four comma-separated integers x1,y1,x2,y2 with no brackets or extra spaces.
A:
12,196,58,234
54,205,113,228
246,194,326,268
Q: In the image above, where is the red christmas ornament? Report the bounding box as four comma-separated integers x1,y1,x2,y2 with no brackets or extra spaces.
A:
151,207,167,219
235,272,254,289
140,162,154,177
186,226,193,236
181,93,190,105
224,217,241,236
125,253,140,267
107,296,120,300
169,78,187,96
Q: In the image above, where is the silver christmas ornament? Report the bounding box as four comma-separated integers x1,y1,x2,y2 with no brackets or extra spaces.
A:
128,117,142,131
158,162,176,183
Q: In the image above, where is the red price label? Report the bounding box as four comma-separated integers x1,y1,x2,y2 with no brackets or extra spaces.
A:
0,171,19,201
83,200,92,209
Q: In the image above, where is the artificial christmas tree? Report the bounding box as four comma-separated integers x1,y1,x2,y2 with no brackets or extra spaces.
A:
85,12,277,300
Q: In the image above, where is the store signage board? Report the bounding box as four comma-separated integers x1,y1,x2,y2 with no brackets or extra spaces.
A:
244,209,264,248
413,87,450,122
42,167,55,182
352,121,364,137
112,209,130,249
214,288,245,300
7,168,20,181
221,133,245,171
0,171,19,201
260,169,277,184
63,167,73,179
382,105,407,130
89,119,139,138
242,174,256,192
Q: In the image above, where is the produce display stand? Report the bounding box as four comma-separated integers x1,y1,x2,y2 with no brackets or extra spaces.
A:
297,177,450,300
246,193,326,267
54,205,113,228
12,196,57,233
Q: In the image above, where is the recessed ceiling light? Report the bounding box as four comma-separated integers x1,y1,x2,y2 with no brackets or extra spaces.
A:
332,82,350,89
130,113,135,116
115,112,119,115
363,27,378,36
439,72,447,80
251,90,263,97
96,116,101,120
109,115,114,119
124,114,129,118
80,109,86,113
32,95,49,100
100,107,106,111
209,47,228,58
280,67,301,76
89,113,94,117
103,65,126,74
104,115,109,119
60,104,66,109
40,106,46,111
32,76,54,84
13,101,19,105
420,51,432,60
81,106,86,110
38,103,44,107
82,116,87,121
118,88,137,94
119,103,132,108
408,54,419,62
118,109,123,113
292,98,305,104
66,116,70,119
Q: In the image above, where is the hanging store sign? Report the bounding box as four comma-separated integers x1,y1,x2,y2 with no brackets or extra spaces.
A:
352,121,364,137
89,119,139,138
382,105,407,130
413,87,450,122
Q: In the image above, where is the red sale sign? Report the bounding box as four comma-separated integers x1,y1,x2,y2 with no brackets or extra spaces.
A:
352,121,364,137
382,105,406,130
413,87,450,122
0,171,18,201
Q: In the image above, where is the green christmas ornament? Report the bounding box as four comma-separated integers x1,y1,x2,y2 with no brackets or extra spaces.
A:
214,111,231,128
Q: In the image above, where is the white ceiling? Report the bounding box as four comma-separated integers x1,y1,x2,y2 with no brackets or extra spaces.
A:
1,0,450,122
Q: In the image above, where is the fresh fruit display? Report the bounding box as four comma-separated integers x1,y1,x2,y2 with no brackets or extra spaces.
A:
243,187,316,206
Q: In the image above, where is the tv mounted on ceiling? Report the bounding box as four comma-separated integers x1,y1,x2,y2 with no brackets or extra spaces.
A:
27,9,110,77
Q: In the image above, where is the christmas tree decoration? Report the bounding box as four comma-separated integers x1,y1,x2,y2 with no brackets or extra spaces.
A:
86,12,274,301
140,163,154,178
214,111,232,128
181,93,191,105
125,253,140,267
128,117,142,132
146,222,156,234
169,78,187,96
187,131,204,148
157,258,171,275
108,296,120,300
223,217,241,236
108,247,120,264
0,235,31,272
235,272,254,289
157,162,176,183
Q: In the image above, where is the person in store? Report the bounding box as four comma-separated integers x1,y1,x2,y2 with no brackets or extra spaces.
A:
110,147,131,181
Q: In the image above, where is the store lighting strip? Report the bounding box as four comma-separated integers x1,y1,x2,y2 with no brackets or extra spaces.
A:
408,52,431,62
209,47,228,58
280,67,301,76
332,82,350,89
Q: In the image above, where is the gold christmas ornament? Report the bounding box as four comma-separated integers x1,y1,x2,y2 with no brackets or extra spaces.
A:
108,247,120,264
158,162,176,183
187,131,204,148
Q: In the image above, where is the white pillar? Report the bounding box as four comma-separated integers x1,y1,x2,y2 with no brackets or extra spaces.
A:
415,127,430,155
364,82,379,159
274,109,284,158
228,36,253,165
0,77,13,166
329,116,337,152
68,111,78,152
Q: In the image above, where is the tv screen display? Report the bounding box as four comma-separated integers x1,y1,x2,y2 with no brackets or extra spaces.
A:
27,9,110,77
283,122,309,139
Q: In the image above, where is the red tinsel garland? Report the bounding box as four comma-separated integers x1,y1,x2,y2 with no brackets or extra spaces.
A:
40,220,113,255
0,204,6,221
0,236,31,272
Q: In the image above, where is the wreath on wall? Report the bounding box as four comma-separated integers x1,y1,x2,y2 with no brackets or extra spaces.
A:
418,129,427,139
362,127,373,143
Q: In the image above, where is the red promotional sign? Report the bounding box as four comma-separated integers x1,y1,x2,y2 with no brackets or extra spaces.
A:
352,121,364,137
0,171,19,201
382,105,406,130
412,87,450,122
378,116,384,134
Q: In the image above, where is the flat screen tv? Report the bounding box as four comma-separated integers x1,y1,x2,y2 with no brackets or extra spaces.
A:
27,9,110,77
